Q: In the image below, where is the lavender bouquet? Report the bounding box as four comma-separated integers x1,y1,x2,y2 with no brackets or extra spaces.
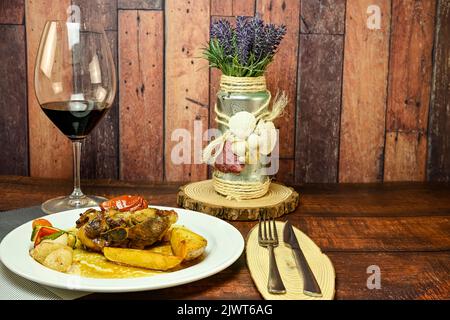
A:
203,16,286,77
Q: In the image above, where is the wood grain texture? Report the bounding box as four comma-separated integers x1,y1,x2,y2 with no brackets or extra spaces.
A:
82,252,449,300
295,34,343,183
209,67,222,129
118,0,163,10
0,0,24,24
233,0,255,16
119,10,164,182
386,0,435,132
384,0,436,181
207,18,229,179
2,177,449,217
72,0,117,31
275,159,295,185
74,0,119,179
81,31,119,179
384,132,427,181
295,183,450,217
177,182,299,220
0,0,446,184
1,176,449,300
328,252,450,300
211,0,232,16
296,216,450,251
428,0,450,182
257,0,300,162
300,0,346,34
26,0,73,179
0,176,180,211
208,16,235,130
0,25,28,176
165,0,210,182
339,0,391,183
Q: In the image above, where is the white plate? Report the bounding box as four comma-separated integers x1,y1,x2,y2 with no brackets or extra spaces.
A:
0,206,244,293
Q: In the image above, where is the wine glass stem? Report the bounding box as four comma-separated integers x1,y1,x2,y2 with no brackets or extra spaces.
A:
69,140,85,203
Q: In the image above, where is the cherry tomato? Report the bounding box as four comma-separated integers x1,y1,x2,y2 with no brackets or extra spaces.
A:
100,195,148,212
32,218,52,229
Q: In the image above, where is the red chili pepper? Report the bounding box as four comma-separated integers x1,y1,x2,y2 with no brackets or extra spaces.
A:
100,195,149,212
34,227,60,247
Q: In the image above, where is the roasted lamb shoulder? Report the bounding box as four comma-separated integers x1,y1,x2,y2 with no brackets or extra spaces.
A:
76,199,177,252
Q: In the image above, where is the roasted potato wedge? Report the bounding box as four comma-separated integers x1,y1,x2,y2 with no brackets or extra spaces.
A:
147,243,173,255
161,227,173,242
103,247,183,271
170,227,207,261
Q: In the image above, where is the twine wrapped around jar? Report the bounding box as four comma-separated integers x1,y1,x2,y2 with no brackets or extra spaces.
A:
212,172,271,200
220,75,267,93
203,75,288,201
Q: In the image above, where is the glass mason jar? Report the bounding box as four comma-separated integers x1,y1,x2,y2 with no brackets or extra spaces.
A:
212,76,271,199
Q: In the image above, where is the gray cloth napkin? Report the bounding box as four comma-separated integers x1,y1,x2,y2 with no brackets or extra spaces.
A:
0,206,89,300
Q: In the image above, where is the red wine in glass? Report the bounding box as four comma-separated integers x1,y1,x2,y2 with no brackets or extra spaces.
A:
35,21,116,214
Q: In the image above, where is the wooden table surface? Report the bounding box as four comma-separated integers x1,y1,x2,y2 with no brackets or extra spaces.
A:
0,176,449,300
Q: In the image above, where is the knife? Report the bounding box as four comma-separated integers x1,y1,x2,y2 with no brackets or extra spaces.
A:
283,220,322,297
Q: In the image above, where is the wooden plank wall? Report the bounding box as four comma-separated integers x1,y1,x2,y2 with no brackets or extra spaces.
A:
258,0,300,184
0,0,27,176
384,0,436,181
339,0,391,183
165,0,210,182
74,0,119,180
119,9,164,181
0,23,28,176
25,0,73,179
296,0,345,183
428,0,450,182
0,0,449,184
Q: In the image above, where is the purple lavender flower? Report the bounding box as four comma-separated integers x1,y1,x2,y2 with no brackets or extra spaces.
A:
235,16,253,65
210,19,234,56
204,16,286,76
263,23,287,57
250,16,266,60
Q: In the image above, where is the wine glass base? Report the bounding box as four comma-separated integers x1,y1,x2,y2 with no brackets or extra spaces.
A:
41,195,108,215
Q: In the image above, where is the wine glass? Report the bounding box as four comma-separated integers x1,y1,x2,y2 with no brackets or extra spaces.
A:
34,20,116,214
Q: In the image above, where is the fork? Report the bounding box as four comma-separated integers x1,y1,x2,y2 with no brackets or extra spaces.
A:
258,213,286,294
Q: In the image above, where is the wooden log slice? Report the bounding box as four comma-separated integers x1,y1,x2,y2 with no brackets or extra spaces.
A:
177,180,299,221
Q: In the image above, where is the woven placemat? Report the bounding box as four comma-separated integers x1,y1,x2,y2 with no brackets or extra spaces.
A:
246,221,335,300
0,206,45,241
177,180,299,220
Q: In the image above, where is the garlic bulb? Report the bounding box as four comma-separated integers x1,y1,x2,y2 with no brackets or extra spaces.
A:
247,147,259,164
231,140,247,157
247,133,259,150
257,121,277,155
228,111,256,140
